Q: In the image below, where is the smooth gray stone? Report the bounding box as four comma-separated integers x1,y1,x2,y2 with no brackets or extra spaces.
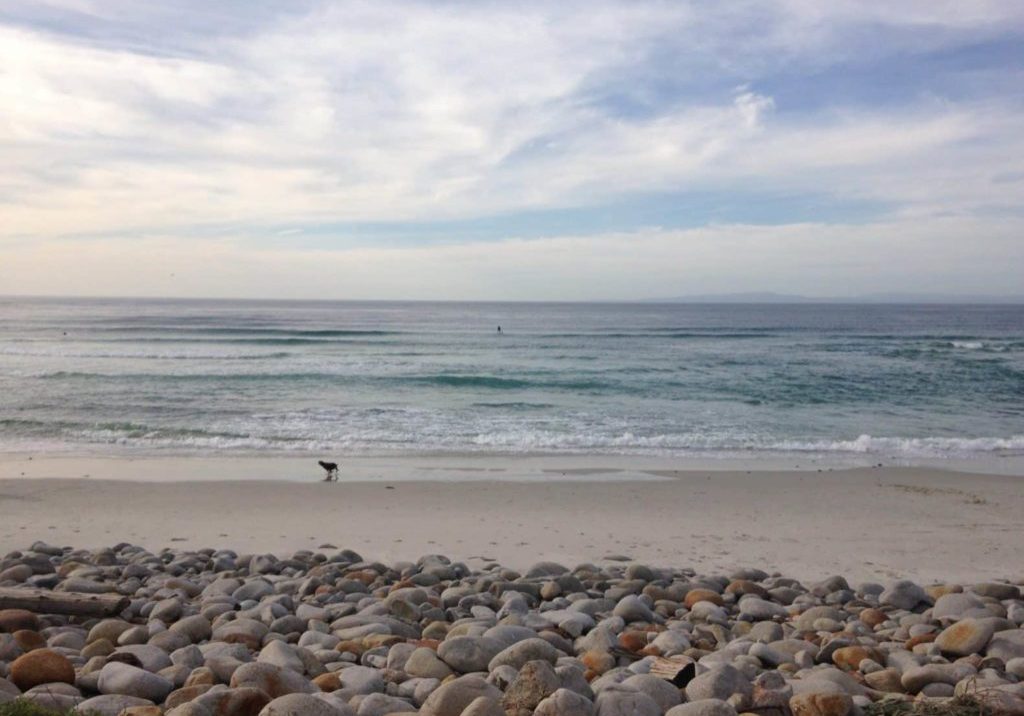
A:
98,662,174,702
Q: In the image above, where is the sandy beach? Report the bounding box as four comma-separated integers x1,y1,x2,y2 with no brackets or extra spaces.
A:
0,455,1019,584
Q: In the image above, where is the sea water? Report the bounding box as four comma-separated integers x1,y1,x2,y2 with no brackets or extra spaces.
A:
0,297,1021,466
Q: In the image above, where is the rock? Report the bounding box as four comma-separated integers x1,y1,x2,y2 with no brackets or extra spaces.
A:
593,686,662,716
460,696,504,716
186,686,275,716
899,664,965,693
502,659,560,716
580,649,616,675
76,694,155,716
988,629,1024,662
685,664,752,708
98,662,174,702
738,597,788,620
974,583,1021,600
534,688,596,716
337,665,385,694
229,662,317,698
794,607,843,631
685,589,724,608
419,674,502,716
313,672,342,692
404,647,454,680
652,629,692,655
488,638,559,671
170,615,213,643
0,565,32,583
975,689,1024,716
831,646,878,671
121,707,164,716
748,622,784,643
935,618,996,656
10,648,75,690
166,684,213,709
14,630,45,652
355,693,417,715
437,636,503,673
666,700,739,716
864,668,904,693
213,618,269,650
0,610,39,633
793,669,866,697
858,608,887,627
151,597,183,623
612,595,655,623
622,673,683,712
115,644,173,672
789,692,853,716
921,683,956,697
525,562,569,578
21,691,82,712
258,640,305,673
879,580,928,610
751,672,792,709
0,634,22,662
933,593,987,620
259,693,349,715
89,619,133,644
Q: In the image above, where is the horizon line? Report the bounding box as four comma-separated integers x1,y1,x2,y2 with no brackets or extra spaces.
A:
2,293,1024,306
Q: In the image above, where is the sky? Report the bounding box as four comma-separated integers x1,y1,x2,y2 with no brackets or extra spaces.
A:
1,0,1023,300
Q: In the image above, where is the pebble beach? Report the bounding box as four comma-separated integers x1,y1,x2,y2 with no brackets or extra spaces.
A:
0,541,1023,716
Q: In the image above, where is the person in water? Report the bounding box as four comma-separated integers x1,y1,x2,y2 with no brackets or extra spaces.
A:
497,326,502,334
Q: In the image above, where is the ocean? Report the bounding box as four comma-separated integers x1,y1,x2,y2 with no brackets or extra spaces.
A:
1,297,1022,467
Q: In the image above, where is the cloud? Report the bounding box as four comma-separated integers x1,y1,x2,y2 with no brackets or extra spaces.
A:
0,0,1022,296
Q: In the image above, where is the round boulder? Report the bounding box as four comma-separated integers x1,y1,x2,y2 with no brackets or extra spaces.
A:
10,648,75,690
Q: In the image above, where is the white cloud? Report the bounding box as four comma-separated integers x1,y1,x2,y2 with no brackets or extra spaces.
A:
0,0,1022,297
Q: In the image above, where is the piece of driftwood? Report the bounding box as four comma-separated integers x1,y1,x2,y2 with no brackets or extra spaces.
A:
649,655,697,687
0,587,129,617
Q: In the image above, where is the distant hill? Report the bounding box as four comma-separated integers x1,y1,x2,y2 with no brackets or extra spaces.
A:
644,292,1024,304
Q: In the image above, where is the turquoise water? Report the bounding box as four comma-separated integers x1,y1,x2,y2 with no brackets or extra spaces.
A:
0,297,1022,463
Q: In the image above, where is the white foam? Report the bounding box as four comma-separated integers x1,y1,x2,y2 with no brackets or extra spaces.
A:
950,340,984,350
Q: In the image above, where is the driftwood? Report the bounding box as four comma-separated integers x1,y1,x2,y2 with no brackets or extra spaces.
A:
0,587,129,618
649,656,697,687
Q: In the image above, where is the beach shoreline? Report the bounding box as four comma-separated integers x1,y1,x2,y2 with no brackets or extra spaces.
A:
2,451,1024,482
0,457,1020,585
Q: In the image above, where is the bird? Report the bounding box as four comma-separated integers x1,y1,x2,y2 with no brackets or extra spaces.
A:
317,460,338,481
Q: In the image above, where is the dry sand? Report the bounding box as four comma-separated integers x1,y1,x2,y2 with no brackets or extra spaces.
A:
0,454,1020,584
